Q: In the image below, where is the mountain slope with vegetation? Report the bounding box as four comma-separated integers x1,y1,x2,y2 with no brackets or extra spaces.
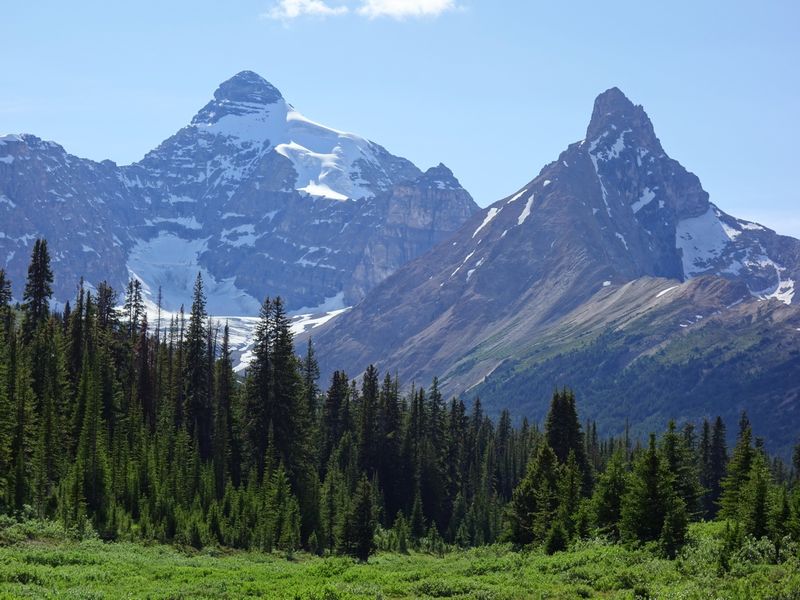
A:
309,88,800,454
0,242,799,599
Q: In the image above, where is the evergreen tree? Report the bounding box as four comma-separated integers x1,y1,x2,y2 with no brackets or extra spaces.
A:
741,451,773,539
620,434,684,546
557,450,583,538
184,273,211,459
544,520,568,554
21,239,53,341
213,323,236,494
592,449,627,539
410,487,426,543
719,413,755,519
357,365,379,476
378,373,402,520
507,442,560,545
544,389,591,493
660,421,702,518
338,474,375,562
707,416,728,517
0,268,13,333
321,371,349,469
301,339,320,417
660,492,688,559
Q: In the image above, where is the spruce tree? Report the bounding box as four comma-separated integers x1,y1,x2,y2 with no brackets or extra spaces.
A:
741,451,772,539
184,273,211,459
660,420,702,518
378,373,402,520
507,442,560,545
545,388,591,493
719,413,755,519
357,365,379,476
213,323,236,494
620,434,684,546
301,339,320,417
592,449,627,539
21,239,54,341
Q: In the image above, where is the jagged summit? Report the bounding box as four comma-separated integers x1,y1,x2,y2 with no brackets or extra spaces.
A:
585,86,658,146
415,163,463,189
213,70,284,105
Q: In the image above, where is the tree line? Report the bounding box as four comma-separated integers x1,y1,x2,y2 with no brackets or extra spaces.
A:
0,239,799,563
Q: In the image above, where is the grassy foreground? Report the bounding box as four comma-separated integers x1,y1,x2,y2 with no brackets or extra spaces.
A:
0,522,798,599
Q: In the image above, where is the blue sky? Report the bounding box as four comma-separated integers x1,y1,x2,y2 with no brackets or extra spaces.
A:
3,0,799,235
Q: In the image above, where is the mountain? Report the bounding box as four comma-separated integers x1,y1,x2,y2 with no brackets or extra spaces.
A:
309,87,800,454
0,71,478,314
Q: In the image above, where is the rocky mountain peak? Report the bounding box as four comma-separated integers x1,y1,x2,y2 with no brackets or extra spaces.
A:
585,87,659,150
190,71,285,127
213,70,284,105
414,163,463,190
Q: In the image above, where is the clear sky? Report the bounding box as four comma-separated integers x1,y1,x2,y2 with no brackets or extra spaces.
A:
3,0,798,235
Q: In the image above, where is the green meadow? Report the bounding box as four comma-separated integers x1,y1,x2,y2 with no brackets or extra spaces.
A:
0,520,798,599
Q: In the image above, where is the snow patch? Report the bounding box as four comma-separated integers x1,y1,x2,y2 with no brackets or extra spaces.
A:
472,207,500,238
127,233,262,315
505,188,528,204
289,307,349,337
676,207,737,277
451,250,476,278
631,187,656,213
738,220,765,231
769,279,795,305
656,285,680,299
517,194,534,226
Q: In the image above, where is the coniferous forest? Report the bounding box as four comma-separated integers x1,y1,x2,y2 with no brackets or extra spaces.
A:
1,240,800,596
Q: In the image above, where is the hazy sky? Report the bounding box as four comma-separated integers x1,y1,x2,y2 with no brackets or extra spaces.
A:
3,1,798,235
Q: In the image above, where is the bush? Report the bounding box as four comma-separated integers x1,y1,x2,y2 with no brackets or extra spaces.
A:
545,521,568,555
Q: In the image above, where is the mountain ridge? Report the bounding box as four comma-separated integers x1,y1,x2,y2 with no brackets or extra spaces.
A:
308,86,800,454
0,71,478,313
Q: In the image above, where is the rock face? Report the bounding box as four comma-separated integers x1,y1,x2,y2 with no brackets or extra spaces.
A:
0,71,478,313
310,87,800,455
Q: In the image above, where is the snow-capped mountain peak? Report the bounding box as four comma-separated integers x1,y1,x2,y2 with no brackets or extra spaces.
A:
0,71,478,315
140,70,419,202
